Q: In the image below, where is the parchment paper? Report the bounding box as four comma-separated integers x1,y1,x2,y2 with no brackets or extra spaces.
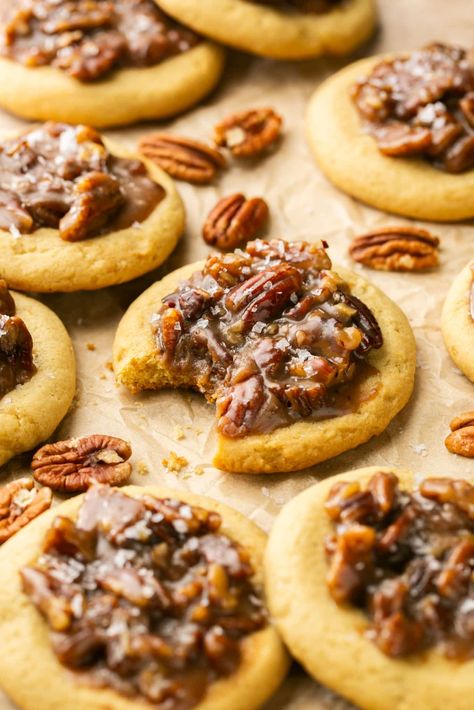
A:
0,0,473,707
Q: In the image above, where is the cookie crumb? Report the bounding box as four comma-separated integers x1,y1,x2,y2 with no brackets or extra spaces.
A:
137,460,149,476
162,451,188,473
173,426,186,441
193,465,205,476
86,342,96,351
105,361,114,372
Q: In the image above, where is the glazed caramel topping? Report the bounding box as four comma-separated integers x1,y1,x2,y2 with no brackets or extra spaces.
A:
0,280,36,400
0,0,200,82
325,472,474,659
22,486,266,709
152,239,383,438
247,0,342,13
352,43,474,173
0,122,165,242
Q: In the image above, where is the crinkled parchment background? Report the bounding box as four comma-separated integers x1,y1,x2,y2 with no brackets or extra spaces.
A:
1,0,473,707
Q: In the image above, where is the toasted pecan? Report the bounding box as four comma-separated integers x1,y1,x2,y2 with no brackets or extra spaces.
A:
0,478,52,543
32,435,133,492
445,411,474,458
349,226,440,272
203,193,269,250
214,108,282,157
138,133,226,184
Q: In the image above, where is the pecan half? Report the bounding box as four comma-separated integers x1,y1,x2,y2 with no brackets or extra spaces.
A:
138,133,227,184
202,194,269,250
0,478,52,544
32,435,133,492
214,108,283,157
349,226,440,272
225,263,303,331
445,411,474,458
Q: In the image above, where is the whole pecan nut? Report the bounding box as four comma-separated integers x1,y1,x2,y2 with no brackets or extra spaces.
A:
202,193,269,250
138,133,227,184
445,411,474,458
214,108,283,157
349,226,440,272
0,478,52,543
32,435,133,492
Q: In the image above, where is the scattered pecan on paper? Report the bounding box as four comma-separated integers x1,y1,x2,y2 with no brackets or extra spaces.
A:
138,133,227,184
445,412,474,458
203,193,269,250
214,108,283,157
32,435,133,492
0,478,52,543
349,226,440,272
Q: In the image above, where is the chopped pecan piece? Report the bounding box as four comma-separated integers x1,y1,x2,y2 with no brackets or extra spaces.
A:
202,194,269,250
158,307,184,359
0,478,52,544
349,226,440,272
420,477,474,519
32,435,133,492
214,108,283,157
138,133,227,184
59,171,124,241
0,313,36,398
445,411,474,459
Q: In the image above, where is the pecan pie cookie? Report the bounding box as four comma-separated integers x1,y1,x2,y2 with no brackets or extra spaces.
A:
0,281,76,467
0,484,289,710
307,43,474,221
113,239,416,474
442,260,474,383
0,122,184,292
153,0,376,60
0,0,225,127
265,466,474,710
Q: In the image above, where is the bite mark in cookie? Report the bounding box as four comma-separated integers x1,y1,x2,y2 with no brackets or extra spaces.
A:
151,239,383,438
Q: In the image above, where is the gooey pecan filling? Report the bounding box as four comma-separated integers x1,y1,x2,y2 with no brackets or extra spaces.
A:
247,0,342,14
0,280,36,400
0,122,165,242
325,472,474,659
153,239,383,438
21,486,266,709
0,0,200,82
352,43,474,173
